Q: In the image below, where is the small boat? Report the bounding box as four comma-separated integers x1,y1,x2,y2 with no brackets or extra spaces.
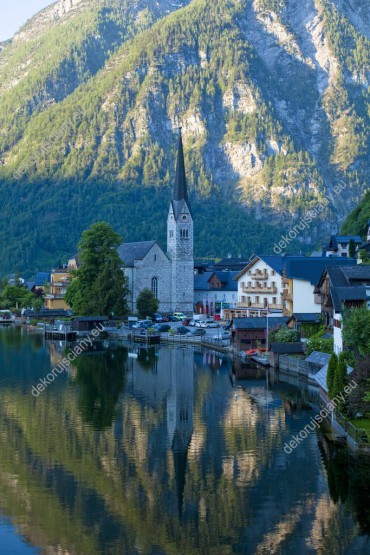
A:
245,349,259,356
0,310,15,325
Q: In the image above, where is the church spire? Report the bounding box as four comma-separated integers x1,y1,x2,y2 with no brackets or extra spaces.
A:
173,129,188,203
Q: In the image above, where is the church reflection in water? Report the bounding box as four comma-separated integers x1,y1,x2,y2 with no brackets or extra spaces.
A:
127,347,194,520
0,330,369,555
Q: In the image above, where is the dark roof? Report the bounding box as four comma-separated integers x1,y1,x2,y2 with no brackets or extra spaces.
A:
285,256,356,285
72,316,108,322
33,272,51,286
171,130,191,220
194,271,238,292
118,241,158,267
330,286,369,313
259,255,287,275
358,241,370,252
24,309,69,317
327,235,362,251
271,342,304,354
305,351,331,366
214,257,251,270
194,272,213,291
340,266,370,282
233,317,289,330
173,131,188,203
290,313,321,323
25,282,36,291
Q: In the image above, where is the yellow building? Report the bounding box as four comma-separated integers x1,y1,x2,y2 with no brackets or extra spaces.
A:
44,256,78,311
44,269,71,310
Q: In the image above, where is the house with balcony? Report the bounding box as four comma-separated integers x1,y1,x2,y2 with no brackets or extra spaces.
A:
228,255,286,320
44,268,72,310
315,265,370,354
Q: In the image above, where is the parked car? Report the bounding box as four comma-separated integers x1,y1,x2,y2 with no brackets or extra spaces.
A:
153,313,163,323
188,320,197,327
206,321,220,328
213,331,231,340
173,312,187,321
195,320,204,327
182,318,192,326
190,328,206,336
168,315,179,322
162,315,170,322
132,319,153,329
158,324,171,333
174,326,191,335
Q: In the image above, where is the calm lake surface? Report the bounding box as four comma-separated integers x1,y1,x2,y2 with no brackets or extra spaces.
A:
0,328,369,555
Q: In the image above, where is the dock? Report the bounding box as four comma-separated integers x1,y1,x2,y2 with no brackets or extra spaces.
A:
132,331,161,344
44,329,77,341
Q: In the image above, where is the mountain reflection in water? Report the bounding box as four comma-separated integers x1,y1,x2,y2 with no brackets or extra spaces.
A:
0,328,369,554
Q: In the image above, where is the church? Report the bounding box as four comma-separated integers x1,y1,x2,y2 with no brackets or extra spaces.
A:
118,132,194,315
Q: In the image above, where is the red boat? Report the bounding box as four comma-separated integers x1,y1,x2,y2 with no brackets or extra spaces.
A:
245,349,259,356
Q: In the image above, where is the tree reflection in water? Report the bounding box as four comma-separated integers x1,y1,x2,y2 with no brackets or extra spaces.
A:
74,345,128,430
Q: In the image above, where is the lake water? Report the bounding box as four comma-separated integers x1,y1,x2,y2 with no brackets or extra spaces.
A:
0,327,369,554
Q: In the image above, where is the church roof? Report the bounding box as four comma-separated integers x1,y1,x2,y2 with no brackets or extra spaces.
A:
118,241,157,267
171,131,191,220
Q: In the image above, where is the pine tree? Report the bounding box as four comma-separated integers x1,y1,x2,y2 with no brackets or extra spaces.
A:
327,352,338,399
333,352,348,401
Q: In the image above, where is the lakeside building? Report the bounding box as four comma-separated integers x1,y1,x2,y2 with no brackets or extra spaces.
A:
226,255,357,320
118,132,194,315
44,255,79,311
315,265,370,354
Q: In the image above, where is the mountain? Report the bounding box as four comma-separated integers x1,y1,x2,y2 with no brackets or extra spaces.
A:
0,0,369,275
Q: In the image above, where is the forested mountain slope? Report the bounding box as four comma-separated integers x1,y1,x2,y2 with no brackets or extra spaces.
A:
0,0,369,275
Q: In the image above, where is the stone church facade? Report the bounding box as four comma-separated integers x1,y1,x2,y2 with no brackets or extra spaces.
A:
118,132,194,315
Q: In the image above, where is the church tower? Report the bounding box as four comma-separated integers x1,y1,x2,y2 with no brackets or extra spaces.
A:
167,130,194,314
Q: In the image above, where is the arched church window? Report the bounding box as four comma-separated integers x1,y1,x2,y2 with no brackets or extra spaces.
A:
151,277,158,298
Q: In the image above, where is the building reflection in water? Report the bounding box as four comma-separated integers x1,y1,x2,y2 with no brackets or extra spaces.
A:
0,329,369,555
128,346,194,520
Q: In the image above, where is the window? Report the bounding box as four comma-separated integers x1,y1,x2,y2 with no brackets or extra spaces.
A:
169,230,174,238
272,270,276,276
151,277,158,298
180,229,189,239
273,297,277,304
154,254,157,261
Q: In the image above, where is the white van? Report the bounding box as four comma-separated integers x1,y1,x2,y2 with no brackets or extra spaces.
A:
173,312,187,321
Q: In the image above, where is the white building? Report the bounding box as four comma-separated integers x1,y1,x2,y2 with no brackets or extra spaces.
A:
323,235,362,258
194,271,238,316
228,255,285,319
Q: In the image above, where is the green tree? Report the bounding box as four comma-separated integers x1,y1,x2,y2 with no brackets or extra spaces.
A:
327,352,338,399
65,222,129,317
342,306,370,356
349,239,356,258
136,288,159,319
333,352,348,400
0,284,35,310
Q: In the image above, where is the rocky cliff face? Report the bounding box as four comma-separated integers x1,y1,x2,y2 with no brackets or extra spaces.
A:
0,0,369,272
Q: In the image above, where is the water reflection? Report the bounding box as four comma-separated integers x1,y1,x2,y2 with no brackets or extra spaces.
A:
0,330,369,554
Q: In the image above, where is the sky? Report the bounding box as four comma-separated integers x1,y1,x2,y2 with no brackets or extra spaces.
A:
0,0,52,42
